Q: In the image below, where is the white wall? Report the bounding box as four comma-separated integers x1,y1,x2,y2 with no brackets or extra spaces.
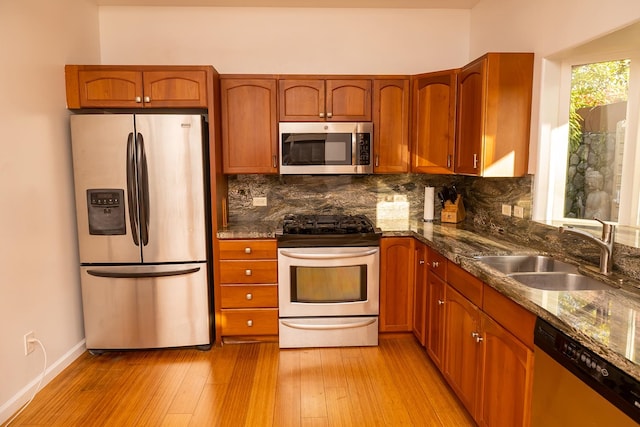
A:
98,7,471,74
0,0,101,422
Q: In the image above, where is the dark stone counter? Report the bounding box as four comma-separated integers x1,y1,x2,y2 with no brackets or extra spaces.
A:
217,217,640,382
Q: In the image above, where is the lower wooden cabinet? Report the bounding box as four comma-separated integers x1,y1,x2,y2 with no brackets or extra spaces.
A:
426,268,446,369
412,241,428,344
379,237,415,332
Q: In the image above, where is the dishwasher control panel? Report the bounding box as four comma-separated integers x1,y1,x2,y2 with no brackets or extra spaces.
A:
534,318,640,424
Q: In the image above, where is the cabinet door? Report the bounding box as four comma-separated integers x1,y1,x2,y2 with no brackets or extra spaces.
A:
326,79,372,121
142,70,207,108
77,70,143,108
379,237,414,332
221,79,278,174
455,58,485,175
478,313,534,427
426,270,446,369
411,70,457,174
412,241,428,345
373,79,410,173
278,79,325,121
444,284,482,418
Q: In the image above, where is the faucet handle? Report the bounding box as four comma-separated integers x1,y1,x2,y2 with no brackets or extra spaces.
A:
593,217,615,242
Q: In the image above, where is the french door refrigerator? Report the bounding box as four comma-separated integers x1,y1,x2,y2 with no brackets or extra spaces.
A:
70,114,211,351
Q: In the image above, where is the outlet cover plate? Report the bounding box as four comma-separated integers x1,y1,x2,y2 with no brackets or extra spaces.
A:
501,204,512,216
252,197,267,207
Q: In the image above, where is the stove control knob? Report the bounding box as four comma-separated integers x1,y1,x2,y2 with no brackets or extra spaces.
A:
246,293,253,300
244,247,252,254
245,269,252,276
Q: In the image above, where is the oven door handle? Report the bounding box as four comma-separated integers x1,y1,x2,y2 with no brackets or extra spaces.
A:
279,248,378,260
280,318,377,330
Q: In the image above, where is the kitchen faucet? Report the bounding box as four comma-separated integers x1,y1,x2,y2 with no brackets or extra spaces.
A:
558,218,615,275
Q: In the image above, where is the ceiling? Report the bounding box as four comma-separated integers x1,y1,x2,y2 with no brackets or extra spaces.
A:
94,0,480,9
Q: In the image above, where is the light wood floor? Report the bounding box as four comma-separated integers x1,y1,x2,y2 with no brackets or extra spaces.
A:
5,333,475,426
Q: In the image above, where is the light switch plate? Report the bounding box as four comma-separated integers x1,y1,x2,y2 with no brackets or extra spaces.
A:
501,204,512,216
252,197,267,206
513,206,525,218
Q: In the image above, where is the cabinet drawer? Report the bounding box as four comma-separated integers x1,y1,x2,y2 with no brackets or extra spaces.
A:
428,248,448,280
447,261,483,307
221,284,278,308
221,309,279,336
219,239,277,260
483,284,535,348
219,260,277,284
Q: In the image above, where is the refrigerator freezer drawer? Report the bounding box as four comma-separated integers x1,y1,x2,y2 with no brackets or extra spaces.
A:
80,264,210,350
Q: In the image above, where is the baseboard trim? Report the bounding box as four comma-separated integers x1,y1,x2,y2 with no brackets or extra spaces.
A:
0,339,86,424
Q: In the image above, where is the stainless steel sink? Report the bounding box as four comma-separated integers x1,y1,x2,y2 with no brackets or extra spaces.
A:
506,272,615,291
475,255,578,274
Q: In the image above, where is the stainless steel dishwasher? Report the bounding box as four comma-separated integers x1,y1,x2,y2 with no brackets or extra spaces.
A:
532,318,640,426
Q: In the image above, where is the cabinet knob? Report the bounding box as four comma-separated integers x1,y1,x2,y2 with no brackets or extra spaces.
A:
273,155,278,169
144,96,151,103
245,269,252,276
135,96,142,103
244,247,252,254
246,293,253,300
437,300,445,305
432,261,439,268
473,153,479,169
247,320,253,327
447,154,452,169
319,112,325,118
419,259,425,265
471,332,483,342
326,112,333,118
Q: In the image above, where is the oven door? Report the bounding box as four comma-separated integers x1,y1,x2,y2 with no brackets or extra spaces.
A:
277,246,379,318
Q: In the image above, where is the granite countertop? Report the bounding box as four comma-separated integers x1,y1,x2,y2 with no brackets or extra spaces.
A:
217,218,640,382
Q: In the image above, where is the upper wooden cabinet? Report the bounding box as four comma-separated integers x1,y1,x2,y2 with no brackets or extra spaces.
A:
65,65,209,109
278,78,372,122
373,79,410,173
220,78,278,174
454,53,534,177
411,70,457,174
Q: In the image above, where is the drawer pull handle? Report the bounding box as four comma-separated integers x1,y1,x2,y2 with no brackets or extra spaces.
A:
244,247,252,254
247,320,253,327
245,269,252,276
246,293,253,300
144,96,151,103
432,261,439,268
419,259,425,265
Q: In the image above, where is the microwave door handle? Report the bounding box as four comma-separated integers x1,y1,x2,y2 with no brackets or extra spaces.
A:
279,248,378,260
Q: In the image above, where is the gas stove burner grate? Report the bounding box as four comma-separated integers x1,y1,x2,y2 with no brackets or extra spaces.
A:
282,214,376,235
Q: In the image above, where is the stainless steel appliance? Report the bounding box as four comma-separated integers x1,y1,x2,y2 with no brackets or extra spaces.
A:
70,114,211,351
531,318,640,426
279,122,373,174
277,214,381,348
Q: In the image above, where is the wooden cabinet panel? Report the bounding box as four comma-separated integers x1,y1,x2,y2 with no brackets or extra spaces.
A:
67,66,209,109
279,78,371,122
454,53,534,177
478,313,534,427
221,78,278,174
219,260,278,284
220,308,279,335
373,79,410,173
219,239,277,260
483,284,535,349
426,269,446,369
379,237,414,332
220,284,278,308
412,241,428,345
411,70,457,174
444,284,482,419
428,248,448,281
447,261,483,307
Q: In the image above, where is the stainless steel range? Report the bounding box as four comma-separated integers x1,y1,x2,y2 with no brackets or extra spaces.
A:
276,214,381,348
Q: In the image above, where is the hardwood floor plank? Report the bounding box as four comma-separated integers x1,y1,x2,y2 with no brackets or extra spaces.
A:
4,334,474,427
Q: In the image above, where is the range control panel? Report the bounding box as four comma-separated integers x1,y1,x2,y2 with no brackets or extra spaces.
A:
87,189,126,235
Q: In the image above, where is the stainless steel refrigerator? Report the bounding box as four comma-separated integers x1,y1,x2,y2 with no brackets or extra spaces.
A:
70,114,211,351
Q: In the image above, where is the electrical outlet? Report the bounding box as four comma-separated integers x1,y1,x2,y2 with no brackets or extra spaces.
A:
501,204,512,216
24,331,35,355
252,197,267,207
513,205,525,218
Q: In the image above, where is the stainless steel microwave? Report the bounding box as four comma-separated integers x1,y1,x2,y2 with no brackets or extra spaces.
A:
279,122,373,174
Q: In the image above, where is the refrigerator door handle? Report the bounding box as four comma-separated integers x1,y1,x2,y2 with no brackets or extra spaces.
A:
137,132,150,246
86,266,201,279
126,132,139,246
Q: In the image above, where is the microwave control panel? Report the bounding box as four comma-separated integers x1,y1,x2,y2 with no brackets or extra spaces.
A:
86,189,126,235
356,133,371,165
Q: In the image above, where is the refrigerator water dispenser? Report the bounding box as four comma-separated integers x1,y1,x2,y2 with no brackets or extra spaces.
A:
87,189,126,235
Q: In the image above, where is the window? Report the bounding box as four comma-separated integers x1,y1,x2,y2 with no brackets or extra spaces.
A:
534,22,640,243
